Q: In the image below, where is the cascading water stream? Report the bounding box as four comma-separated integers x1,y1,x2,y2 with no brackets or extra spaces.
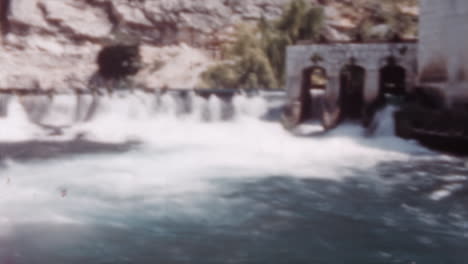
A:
0,96,45,141
0,91,431,220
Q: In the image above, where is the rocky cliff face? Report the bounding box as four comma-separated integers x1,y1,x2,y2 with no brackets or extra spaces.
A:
4,0,294,45
0,0,418,92
0,0,295,91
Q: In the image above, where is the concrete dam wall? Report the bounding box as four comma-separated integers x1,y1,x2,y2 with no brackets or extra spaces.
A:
419,0,468,105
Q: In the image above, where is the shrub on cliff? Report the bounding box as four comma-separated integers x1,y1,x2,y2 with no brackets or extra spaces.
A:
200,25,278,89
276,0,324,43
200,0,324,89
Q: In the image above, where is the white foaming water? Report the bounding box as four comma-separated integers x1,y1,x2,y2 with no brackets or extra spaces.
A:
0,97,45,141
0,92,432,226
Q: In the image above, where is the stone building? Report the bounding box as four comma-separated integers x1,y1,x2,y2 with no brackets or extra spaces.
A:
286,42,417,118
283,0,468,129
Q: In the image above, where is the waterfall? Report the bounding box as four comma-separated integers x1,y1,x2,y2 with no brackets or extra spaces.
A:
0,90,427,158
0,96,43,141
0,91,273,142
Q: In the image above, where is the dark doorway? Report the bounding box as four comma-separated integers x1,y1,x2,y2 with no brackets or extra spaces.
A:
379,57,406,96
363,57,407,128
339,63,366,120
300,66,328,121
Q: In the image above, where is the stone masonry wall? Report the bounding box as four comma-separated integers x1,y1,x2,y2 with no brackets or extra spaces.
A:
285,43,418,104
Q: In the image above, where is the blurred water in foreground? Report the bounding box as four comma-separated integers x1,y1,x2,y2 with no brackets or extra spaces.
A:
0,91,467,264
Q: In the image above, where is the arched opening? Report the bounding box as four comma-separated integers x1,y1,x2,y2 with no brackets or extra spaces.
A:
363,57,407,129
305,67,328,90
379,56,406,96
339,63,366,120
300,66,328,121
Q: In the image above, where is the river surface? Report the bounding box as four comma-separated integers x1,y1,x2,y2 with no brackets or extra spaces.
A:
0,92,468,264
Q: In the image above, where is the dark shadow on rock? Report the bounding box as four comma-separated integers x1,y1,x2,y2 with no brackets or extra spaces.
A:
97,44,141,80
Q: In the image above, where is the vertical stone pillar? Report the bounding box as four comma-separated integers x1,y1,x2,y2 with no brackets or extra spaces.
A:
405,67,415,94
321,72,341,130
326,73,340,104
364,63,380,104
286,71,302,101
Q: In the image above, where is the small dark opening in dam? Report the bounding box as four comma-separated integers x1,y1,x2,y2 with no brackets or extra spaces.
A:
340,63,366,120
379,57,406,96
300,66,327,121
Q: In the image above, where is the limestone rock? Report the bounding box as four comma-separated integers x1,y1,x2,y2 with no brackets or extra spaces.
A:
8,0,48,30
135,44,213,90
38,0,113,40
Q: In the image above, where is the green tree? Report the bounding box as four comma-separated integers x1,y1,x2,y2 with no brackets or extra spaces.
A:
200,0,324,89
298,7,325,41
276,0,309,42
200,64,238,89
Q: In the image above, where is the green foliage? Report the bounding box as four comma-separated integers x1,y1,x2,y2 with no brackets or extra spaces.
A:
262,33,292,84
276,0,309,42
223,24,262,58
201,44,278,89
200,0,324,89
299,7,325,41
200,63,239,89
238,48,279,89
277,1,324,43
